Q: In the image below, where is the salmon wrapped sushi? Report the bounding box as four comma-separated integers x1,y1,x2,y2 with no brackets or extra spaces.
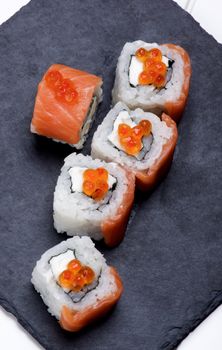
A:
31,64,102,148
31,236,123,332
91,102,178,191
53,153,135,247
112,41,191,123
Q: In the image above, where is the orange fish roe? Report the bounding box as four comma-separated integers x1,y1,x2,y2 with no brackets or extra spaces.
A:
80,266,95,285
67,259,82,274
45,70,62,88
91,179,109,201
82,180,96,197
150,61,167,75
59,258,95,292
154,74,166,88
59,269,74,289
45,70,78,104
118,120,152,156
118,124,131,138
135,47,150,62
147,48,162,61
72,274,86,292
121,136,142,156
139,119,152,135
138,70,157,85
96,167,108,181
82,168,109,201
136,47,167,88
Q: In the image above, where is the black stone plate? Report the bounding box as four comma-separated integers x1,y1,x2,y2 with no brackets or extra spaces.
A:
0,0,222,349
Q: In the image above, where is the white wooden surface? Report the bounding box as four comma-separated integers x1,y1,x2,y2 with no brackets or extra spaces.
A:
178,305,222,350
0,0,222,349
173,0,222,43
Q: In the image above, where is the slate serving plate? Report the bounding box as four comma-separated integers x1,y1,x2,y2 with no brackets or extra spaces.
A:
0,0,222,349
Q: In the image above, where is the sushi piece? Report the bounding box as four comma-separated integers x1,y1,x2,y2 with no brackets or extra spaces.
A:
91,102,178,191
31,64,102,148
53,153,135,247
31,236,123,332
112,40,191,123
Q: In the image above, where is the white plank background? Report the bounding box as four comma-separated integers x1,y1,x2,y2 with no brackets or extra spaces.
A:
173,0,222,43
0,0,222,349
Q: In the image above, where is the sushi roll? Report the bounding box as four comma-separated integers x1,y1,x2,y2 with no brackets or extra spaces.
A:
53,153,135,247
91,102,178,191
31,236,123,332
112,40,191,123
31,64,102,148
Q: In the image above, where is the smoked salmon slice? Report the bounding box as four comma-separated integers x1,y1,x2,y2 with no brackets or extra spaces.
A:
162,44,192,123
135,113,178,191
31,64,102,148
101,168,135,247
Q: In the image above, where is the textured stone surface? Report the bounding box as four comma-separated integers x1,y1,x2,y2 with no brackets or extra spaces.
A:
0,0,222,349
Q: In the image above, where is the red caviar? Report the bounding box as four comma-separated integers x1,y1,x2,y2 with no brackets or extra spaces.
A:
131,125,144,139
154,74,166,88
118,124,131,138
45,70,62,88
150,61,167,75
84,169,98,182
91,179,109,201
135,47,167,88
144,58,156,70
139,70,157,85
147,48,162,61
72,274,86,292
118,120,152,156
83,168,109,201
45,70,78,104
121,136,142,156
139,119,152,135
80,266,95,285
67,259,82,274
96,168,108,181
135,47,149,62
59,269,74,289
83,180,96,196
58,259,95,292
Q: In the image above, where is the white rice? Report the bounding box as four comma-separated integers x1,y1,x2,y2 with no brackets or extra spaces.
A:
91,102,172,172
53,153,130,240
112,40,184,113
31,236,118,319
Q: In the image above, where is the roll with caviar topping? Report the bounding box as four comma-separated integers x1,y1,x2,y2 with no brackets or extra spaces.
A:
31,236,123,332
91,102,178,191
31,64,102,148
112,41,191,123
53,153,135,247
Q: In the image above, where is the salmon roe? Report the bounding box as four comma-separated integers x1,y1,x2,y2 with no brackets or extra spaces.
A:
80,266,95,285
58,259,95,292
45,70,78,104
135,47,150,62
147,48,162,61
82,167,109,201
67,259,82,274
118,120,152,156
136,47,167,88
139,70,157,85
59,269,74,289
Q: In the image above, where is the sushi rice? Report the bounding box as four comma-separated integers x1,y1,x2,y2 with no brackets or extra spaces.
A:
53,152,133,240
112,40,185,114
91,101,173,172
31,236,119,319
